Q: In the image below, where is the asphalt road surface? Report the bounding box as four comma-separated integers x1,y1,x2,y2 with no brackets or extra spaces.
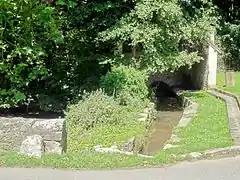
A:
1,156,240,180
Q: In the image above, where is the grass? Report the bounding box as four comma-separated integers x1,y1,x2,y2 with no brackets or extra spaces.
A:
68,122,146,151
155,92,233,157
217,72,240,96
0,92,233,169
67,101,150,152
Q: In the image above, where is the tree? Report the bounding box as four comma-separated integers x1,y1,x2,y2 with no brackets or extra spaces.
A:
0,0,61,108
0,0,221,111
213,0,240,70
0,0,135,110
98,0,218,72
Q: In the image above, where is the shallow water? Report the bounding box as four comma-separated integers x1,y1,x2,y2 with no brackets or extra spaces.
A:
141,98,183,155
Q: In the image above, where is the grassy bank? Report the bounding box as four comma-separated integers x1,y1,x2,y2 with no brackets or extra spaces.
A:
67,104,149,152
217,72,240,96
155,91,233,158
0,92,232,169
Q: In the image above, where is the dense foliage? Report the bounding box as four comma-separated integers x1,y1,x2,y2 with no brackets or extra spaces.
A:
67,89,119,130
67,65,150,134
99,0,217,72
1,0,131,110
0,0,61,108
213,0,240,70
100,65,148,105
1,0,229,111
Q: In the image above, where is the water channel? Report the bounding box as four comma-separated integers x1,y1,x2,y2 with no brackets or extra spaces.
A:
141,97,183,155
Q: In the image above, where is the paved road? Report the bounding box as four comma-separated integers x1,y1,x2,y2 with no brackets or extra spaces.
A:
1,156,240,180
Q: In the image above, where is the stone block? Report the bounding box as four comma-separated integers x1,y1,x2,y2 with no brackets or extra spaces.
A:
178,116,192,127
163,144,179,150
95,147,121,154
169,134,181,143
20,135,44,158
182,98,191,107
110,143,118,150
139,113,148,119
0,117,34,151
183,103,198,115
31,119,65,141
138,117,147,122
122,137,135,152
188,152,202,159
44,141,62,155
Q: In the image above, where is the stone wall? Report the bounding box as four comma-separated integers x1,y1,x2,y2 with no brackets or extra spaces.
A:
191,58,208,90
190,34,218,89
0,116,66,155
148,72,182,88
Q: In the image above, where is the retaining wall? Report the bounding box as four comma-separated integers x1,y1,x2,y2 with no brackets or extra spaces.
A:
0,116,66,155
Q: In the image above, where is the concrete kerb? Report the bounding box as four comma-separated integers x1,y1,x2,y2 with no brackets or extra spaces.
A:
208,88,240,145
180,145,240,161
166,89,240,161
211,88,240,109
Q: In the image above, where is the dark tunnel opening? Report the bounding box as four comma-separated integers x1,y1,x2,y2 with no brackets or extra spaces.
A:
150,81,178,98
148,70,198,111
149,81,182,111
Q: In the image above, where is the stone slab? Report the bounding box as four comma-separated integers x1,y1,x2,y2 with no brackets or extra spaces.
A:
178,116,193,127
31,119,65,141
44,141,62,155
20,135,44,158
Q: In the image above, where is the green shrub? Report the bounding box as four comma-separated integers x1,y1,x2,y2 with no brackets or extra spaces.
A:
66,89,150,151
67,66,152,151
67,89,121,130
100,65,148,105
